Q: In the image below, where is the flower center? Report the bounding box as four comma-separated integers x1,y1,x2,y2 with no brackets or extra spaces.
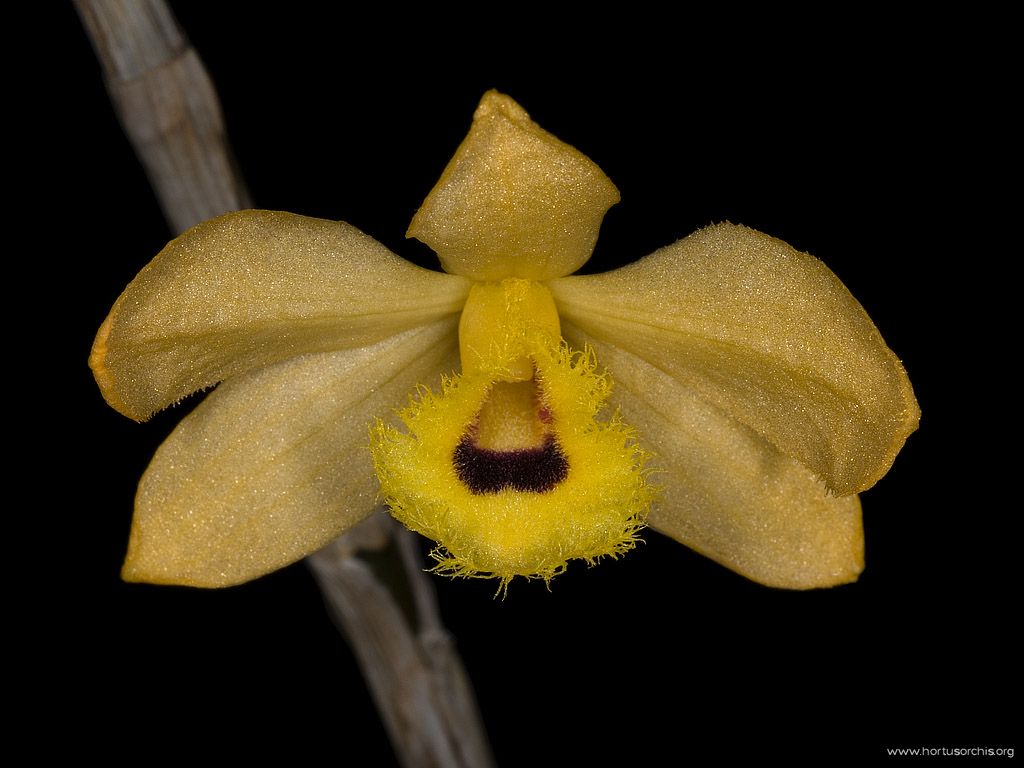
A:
474,378,549,451
454,378,570,494
370,278,652,587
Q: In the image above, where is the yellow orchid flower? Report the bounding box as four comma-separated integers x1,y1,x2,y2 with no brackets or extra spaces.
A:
91,90,919,591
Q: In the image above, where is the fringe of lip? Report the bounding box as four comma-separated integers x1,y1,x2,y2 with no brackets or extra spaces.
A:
370,334,654,591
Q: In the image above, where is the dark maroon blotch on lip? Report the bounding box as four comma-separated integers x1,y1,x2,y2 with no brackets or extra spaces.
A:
453,435,569,495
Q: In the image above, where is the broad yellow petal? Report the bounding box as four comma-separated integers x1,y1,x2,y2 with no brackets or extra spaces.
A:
565,327,864,589
551,223,919,495
122,319,459,588
408,91,620,281
91,210,470,421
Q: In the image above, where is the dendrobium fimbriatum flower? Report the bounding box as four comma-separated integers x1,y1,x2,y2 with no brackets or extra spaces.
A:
91,91,918,590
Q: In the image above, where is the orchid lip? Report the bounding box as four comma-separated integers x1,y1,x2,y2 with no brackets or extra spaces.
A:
371,279,652,585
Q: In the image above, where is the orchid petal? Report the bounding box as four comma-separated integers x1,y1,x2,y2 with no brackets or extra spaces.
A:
407,91,620,281
565,327,864,588
91,210,470,421
121,319,459,588
550,223,919,495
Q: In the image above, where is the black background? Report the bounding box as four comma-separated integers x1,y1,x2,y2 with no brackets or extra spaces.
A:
51,4,1013,764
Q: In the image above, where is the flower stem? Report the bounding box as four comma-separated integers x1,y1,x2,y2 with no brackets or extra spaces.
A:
310,515,495,768
74,0,251,232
